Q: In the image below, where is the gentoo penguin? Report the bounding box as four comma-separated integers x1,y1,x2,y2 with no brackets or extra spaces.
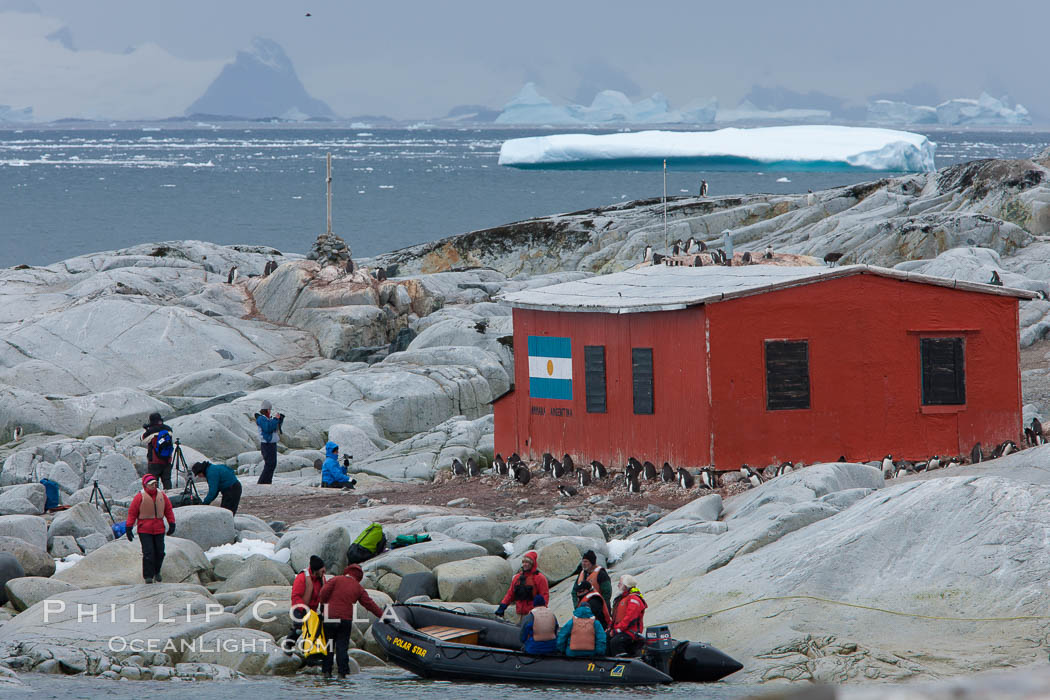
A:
578,469,591,487
643,244,653,263
375,267,387,281
764,245,774,260
493,454,508,476
893,461,914,477
823,252,844,267
838,455,847,463
776,461,794,477
562,454,575,472
1025,427,1037,447
342,455,351,469
451,458,466,476
926,455,942,471
741,251,752,265
642,461,658,481
552,458,566,479
740,465,762,488
658,462,673,483
881,455,895,480
672,239,682,256
699,467,717,489
626,472,641,493
677,467,695,489
557,484,578,498
509,452,523,466
685,237,697,254
700,179,708,197
628,456,642,472
513,464,531,485
227,266,238,284
969,443,983,464
467,457,480,477
263,260,278,276
698,239,707,251
989,271,1003,286
590,460,607,480
345,258,355,275
998,440,1017,457
541,453,554,472
946,456,961,468
12,426,23,442
1032,418,1045,445
652,253,665,265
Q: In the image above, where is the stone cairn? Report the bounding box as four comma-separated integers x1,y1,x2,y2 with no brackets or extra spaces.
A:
307,231,352,267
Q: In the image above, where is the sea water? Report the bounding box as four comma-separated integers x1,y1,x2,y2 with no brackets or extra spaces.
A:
19,670,763,699
0,126,1046,268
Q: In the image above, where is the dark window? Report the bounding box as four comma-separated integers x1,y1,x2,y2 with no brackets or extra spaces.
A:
632,348,654,415
765,340,811,410
921,337,965,405
584,345,607,413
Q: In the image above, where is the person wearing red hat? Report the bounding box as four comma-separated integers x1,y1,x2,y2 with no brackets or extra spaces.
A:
495,551,549,618
125,474,176,584
317,564,383,679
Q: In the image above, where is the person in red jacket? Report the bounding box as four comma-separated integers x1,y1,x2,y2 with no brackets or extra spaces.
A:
288,554,327,643
495,551,549,618
609,574,648,657
125,474,175,584
317,564,384,678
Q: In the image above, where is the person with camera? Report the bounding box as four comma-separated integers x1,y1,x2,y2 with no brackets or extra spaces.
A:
140,412,175,489
191,461,242,515
255,400,284,485
125,474,176,584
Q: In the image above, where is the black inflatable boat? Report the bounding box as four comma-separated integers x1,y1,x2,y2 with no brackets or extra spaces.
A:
371,604,742,686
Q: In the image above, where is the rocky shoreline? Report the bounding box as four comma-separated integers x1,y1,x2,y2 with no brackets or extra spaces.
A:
2,150,1050,695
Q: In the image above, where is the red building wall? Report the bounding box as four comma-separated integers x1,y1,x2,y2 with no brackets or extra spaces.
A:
494,306,710,468
706,274,1022,467
494,273,1023,470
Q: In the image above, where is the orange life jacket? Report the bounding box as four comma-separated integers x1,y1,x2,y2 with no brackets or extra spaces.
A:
581,590,611,629
531,606,557,641
569,616,596,651
576,565,604,591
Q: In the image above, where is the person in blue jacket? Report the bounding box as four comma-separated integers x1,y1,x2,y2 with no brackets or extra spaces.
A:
254,400,284,485
191,461,242,514
320,441,356,490
556,604,607,657
519,594,558,654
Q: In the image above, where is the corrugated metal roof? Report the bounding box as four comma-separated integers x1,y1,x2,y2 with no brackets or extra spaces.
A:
499,264,1038,314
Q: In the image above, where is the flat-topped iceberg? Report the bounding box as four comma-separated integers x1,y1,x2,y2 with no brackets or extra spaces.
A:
498,125,936,172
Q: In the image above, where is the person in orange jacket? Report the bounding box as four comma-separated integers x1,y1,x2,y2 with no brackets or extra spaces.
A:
495,550,549,618
609,574,648,657
125,474,175,584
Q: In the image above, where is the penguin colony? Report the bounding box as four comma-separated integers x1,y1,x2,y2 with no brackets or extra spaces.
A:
452,416,1047,497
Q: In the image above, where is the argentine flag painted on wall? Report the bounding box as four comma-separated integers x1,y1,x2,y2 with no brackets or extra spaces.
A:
528,336,572,400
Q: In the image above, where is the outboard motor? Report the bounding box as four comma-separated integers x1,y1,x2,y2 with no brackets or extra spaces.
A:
641,625,676,674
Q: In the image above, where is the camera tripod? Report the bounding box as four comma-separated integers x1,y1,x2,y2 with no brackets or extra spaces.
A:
89,479,117,524
172,439,202,503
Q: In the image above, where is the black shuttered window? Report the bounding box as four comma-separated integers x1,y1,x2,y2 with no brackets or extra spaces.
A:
765,340,811,411
632,348,654,415
584,345,607,413
921,337,965,405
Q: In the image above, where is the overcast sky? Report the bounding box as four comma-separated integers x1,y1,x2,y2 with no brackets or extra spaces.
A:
5,0,1049,120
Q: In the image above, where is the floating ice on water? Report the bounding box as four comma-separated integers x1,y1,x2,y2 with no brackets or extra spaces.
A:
499,125,936,173
776,177,791,182
205,537,288,562
607,539,639,564
182,161,215,167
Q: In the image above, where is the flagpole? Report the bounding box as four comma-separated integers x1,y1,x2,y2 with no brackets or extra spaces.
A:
663,159,668,252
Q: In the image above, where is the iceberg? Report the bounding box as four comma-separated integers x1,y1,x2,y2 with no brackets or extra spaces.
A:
498,125,936,172
715,100,831,123
495,83,716,125
868,93,1030,127
866,99,938,126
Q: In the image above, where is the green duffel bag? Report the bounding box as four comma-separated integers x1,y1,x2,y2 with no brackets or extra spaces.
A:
390,533,432,549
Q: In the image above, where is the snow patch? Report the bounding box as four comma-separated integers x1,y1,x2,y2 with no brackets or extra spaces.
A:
503,542,514,556
205,537,286,562
607,539,639,564
54,553,83,573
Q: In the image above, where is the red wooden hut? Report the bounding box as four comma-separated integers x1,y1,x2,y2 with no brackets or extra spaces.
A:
493,264,1036,470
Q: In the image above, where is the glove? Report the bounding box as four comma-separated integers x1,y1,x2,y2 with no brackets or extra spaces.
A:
167,522,176,536
494,604,507,618
126,529,134,542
